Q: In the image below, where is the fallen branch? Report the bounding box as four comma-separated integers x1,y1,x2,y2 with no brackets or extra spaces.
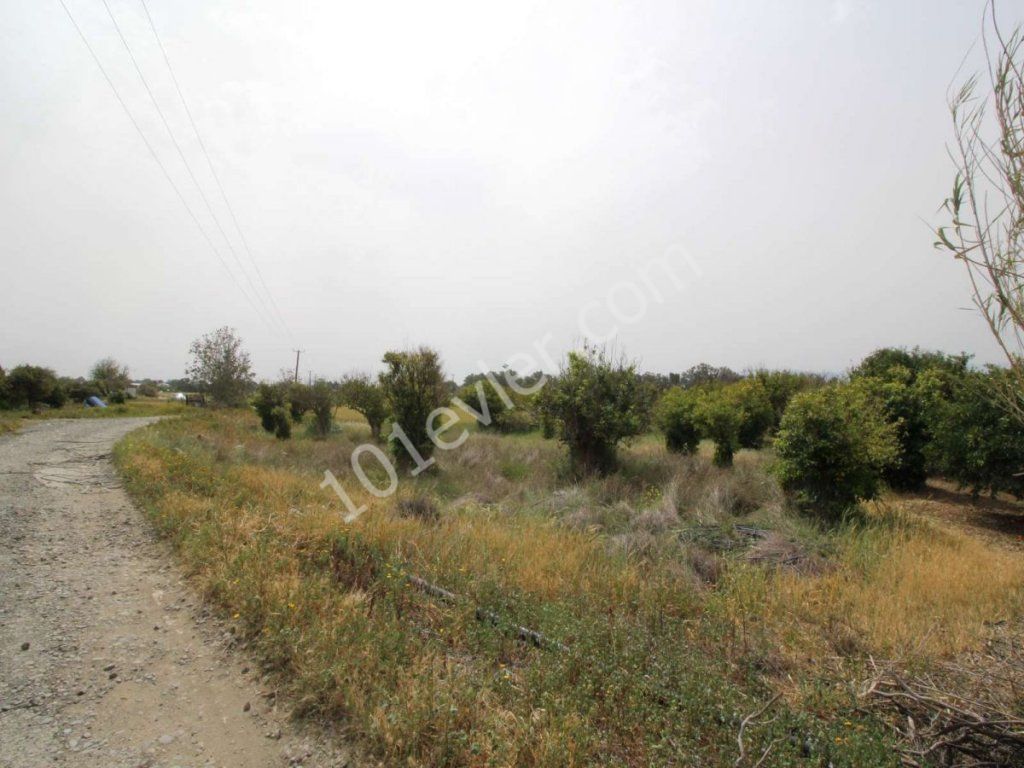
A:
735,692,781,767
860,660,1024,766
406,574,567,652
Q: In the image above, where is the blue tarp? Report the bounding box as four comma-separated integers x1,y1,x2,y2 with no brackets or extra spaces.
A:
84,396,107,408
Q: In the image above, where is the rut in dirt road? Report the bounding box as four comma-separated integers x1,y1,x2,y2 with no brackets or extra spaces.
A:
0,419,355,768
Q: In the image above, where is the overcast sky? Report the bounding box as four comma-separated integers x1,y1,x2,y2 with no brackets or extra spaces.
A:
0,0,1013,382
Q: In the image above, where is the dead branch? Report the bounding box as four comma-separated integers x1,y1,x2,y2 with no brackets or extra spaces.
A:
860,660,1024,767
735,692,781,767
406,573,568,652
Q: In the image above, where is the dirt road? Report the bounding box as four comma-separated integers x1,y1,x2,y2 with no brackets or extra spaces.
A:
0,419,354,768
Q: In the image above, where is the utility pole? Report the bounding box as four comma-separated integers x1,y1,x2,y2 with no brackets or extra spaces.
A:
292,349,303,383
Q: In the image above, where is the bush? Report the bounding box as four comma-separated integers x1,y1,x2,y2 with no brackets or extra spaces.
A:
455,374,538,433
253,383,288,433
379,348,448,464
90,357,130,397
0,366,9,410
773,383,898,519
926,367,1024,497
693,388,741,467
108,390,127,405
186,327,254,406
654,387,701,454
338,374,388,438
855,368,930,490
730,379,775,449
309,380,336,439
7,365,65,409
60,378,96,403
751,369,826,431
138,382,159,398
456,377,508,430
287,382,313,422
851,348,969,491
539,346,651,475
270,406,291,439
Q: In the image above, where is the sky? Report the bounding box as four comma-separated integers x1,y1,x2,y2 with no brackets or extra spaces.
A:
0,0,1014,382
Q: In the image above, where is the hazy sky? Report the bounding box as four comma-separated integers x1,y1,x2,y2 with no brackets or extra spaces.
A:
0,0,1013,381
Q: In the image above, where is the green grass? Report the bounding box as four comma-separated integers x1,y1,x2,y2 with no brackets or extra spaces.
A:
108,410,939,766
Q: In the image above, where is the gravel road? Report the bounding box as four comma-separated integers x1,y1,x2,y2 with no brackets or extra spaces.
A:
0,419,355,768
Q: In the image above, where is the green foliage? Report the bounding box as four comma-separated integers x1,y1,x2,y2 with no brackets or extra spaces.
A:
730,379,775,449
539,346,651,475
773,383,898,519
6,365,65,409
60,377,97,402
90,357,130,397
678,363,741,388
693,388,742,467
654,386,701,454
270,406,291,439
926,367,1024,497
338,374,388,438
0,366,9,410
454,374,538,434
379,348,448,463
253,383,289,435
751,369,826,430
186,327,254,407
287,382,314,423
137,382,159,398
309,379,336,439
853,346,968,380
851,348,969,491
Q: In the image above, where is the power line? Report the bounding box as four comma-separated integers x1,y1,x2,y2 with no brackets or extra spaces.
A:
55,0,273,330
97,0,283,336
138,0,294,342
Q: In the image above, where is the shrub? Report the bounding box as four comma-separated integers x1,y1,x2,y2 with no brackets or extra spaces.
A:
138,382,159,398
731,379,775,449
338,374,388,439
379,348,448,464
678,363,741,388
270,406,291,439
90,357,131,396
0,366,9,410
773,383,898,519
455,374,538,433
851,349,968,491
654,387,701,454
286,382,313,422
926,367,1024,497
61,377,98,403
751,369,826,431
693,388,741,467
855,368,930,490
7,365,64,409
108,390,126,405
186,327,254,406
309,379,336,439
456,377,508,430
539,346,651,475
253,383,289,434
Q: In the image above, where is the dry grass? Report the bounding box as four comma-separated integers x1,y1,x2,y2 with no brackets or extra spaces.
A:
112,409,1024,767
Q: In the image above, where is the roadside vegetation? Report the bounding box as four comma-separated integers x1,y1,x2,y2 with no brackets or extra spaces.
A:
106,333,1024,767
